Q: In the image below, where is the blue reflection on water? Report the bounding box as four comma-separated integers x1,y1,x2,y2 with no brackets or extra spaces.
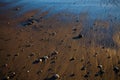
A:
0,0,120,20
0,0,120,48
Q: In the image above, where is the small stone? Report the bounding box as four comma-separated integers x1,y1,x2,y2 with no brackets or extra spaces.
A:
4,64,8,67
70,73,75,77
84,74,89,78
68,45,71,48
9,72,16,78
95,69,105,76
97,65,103,69
33,58,42,64
31,19,37,23
53,74,60,79
81,66,86,70
48,68,52,71
52,32,56,36
50,61,55,64
81,58,84,62
30,53,35,57
70,57,75,61
38,59,43,62
72,34,83,39
28,56,30,58
43,56,49,59
37,70,43,75
25,44,31,47
40,70,43,73
72,28,77,31
7,54,11,57
27,22,33,25
76,20,79,22
113,66,119,73
12,72,16,75
15,8,20,11
39,56,49,62
21,48,24,52
27,70,30,73
4,76,10,80
93,53,97,57
51,51,58,56
14,53,19,56
102,46,105,49
107,56,111,59
78,34,83,38
118,60,120,64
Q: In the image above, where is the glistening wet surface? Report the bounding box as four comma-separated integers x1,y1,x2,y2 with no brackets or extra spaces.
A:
0,0,120,49
0,0,120,80
0,1,120,48
0,0,120,19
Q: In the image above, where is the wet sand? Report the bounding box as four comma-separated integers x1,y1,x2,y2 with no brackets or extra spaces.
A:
0,0,120,80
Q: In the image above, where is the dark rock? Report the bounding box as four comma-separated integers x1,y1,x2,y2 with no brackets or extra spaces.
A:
48,68,52,71
72,28,77,31
51,51,58,56
107,56,111,59
33,59,40,64
3,64,8,68
93,53,98,57
29,53,35,57
70,73,75,77
25,44,31,47
22,18,38,26
95,69,105,77
68,45,71,48
81,66,86,70
14,53,19,56
118,60,120,64
81,58,84,62
76,20,79,22
84,74,89,78
72,34,83,39
97,65,103,69
50,61,55,64
44,74,60,80
70,57,75,61
53,74,60,79
15,8,20,11
43,56,49,61
37,70,43,75
51,32,56,36
113,66,119,74
33,56,48,63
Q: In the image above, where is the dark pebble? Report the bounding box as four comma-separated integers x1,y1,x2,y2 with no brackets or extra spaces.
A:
70,57,75,61
113,66,119,74
72,34,83,39
81,66,86,70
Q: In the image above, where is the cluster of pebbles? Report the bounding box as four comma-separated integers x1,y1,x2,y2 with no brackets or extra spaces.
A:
2,48,120,80
3,72,16,80
1,17,120,80
21,16,39,27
